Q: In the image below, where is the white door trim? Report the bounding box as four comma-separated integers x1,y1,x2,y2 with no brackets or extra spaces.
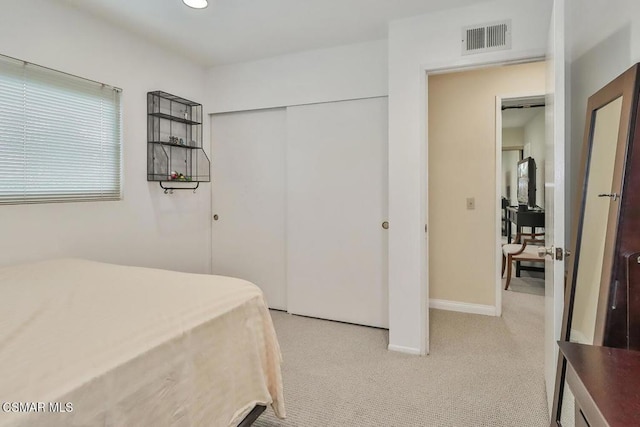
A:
545,0,567,411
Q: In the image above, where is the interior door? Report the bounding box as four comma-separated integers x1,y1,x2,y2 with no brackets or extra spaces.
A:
544,0,567,411
210,108,287,310
286,97,389,328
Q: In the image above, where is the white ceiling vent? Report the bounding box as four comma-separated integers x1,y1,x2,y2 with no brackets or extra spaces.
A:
462,20,511,55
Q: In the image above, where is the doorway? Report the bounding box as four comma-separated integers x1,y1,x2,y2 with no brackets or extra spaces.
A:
498,96,547,304
427,61,546,317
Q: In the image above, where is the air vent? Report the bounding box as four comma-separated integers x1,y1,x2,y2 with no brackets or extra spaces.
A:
462,20,511,55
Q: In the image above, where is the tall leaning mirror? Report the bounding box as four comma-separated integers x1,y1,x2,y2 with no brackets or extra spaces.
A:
550,64,640,426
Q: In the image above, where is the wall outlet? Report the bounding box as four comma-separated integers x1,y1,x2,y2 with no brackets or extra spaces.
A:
466,197,475,210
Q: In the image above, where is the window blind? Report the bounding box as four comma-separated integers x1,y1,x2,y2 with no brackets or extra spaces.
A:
0,54,122,204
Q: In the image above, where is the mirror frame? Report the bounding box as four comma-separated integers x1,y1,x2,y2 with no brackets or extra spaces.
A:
550,64,640,426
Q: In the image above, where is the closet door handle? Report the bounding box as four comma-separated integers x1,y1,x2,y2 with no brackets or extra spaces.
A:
382,221,389,230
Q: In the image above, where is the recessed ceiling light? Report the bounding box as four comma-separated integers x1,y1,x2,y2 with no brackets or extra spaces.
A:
183,0,208,9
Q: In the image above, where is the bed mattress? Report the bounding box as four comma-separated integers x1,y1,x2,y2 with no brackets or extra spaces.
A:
0,259,285,426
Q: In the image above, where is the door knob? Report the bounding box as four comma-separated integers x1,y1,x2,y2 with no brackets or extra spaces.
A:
382,221,389,230
538,246,554,258
538,246,565,260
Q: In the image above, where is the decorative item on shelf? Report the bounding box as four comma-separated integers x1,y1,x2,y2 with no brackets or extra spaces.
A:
167,171,193,182
183,109,188,120
168,172,192,181
179,138,184,145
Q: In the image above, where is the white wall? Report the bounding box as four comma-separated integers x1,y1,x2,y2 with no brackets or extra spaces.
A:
387,0,553,354
523,109,546,208
502,127,525,149
0,0,210,273
205,40,388,113
566,0,634,245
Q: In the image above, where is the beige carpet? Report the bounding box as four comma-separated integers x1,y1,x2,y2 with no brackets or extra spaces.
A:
255,291,548,426
506,271,545,296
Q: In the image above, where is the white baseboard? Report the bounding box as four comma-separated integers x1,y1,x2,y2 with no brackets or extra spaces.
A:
429,298,497,316
388,344,423,355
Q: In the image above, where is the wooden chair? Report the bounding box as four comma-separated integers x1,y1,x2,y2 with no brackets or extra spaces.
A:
502,232,545,290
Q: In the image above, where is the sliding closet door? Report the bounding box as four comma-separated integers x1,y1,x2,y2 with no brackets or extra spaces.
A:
286,97,389,328
210,108,287,310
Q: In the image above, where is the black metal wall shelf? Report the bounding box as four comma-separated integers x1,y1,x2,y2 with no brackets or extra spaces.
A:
149,140,201,149
148,112,202,126
147,91,210,193
159,181,200,194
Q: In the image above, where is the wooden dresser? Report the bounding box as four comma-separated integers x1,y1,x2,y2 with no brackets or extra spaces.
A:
559,341,640,426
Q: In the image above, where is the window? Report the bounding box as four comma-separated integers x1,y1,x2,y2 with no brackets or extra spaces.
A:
0,54,122,204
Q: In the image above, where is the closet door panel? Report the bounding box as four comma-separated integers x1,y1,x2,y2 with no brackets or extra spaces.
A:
286,97,389,328
210,108,287,310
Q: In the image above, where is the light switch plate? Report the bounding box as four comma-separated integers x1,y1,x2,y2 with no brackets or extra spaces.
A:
466,197,475,210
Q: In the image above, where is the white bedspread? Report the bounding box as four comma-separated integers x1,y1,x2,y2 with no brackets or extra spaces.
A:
0,259,285,426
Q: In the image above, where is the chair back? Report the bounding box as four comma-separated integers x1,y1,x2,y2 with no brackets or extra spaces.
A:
514,232,545,246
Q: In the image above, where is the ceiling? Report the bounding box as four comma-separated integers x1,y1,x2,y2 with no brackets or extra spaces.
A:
502,106,545,129
57,0,493,67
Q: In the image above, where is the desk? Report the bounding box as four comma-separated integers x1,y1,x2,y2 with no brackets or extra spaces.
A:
558,341,640,426
506,207,545,243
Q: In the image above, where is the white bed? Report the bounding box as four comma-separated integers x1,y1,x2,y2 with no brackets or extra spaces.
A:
0,259,285,427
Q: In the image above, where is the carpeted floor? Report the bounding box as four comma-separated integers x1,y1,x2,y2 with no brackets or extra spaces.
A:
255,290,548,426
506,270,545,296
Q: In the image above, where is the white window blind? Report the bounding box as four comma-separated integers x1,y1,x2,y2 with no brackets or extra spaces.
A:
0,55,122,204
